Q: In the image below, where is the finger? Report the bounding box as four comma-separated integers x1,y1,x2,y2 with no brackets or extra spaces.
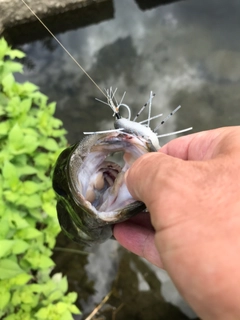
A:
113,221,163,268
127,212,154,230
125,152,174,202
125,127,238,204
160,127,240,160
159,128,224,160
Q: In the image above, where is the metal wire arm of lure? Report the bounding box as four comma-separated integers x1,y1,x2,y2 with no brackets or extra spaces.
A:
95,87,131,120
85,90,192,136
84,88,132,135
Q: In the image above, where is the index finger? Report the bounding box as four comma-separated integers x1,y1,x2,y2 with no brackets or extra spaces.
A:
159,128,225,160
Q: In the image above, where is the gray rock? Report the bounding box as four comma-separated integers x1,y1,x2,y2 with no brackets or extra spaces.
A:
0,0,112,41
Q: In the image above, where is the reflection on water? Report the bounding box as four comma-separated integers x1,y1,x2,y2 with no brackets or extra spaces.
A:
16,0,240,145
15,0,240,318
53,234,194,319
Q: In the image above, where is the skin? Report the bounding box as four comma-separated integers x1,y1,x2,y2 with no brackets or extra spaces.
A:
113,126,240,320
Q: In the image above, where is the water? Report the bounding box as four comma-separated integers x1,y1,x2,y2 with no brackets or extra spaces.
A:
11,0,240,318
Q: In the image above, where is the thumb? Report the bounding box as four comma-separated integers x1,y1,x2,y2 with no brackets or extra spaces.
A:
125,152,174,205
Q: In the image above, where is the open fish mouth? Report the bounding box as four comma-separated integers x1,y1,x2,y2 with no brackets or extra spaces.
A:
52,88,192,246
53,131,156,245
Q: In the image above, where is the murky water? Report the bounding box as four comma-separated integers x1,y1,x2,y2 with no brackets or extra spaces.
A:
11,0,240,318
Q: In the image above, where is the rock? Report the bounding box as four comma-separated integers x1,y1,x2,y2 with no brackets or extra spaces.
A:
0,0,113,44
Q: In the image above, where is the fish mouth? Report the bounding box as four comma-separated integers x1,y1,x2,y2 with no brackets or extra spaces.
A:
69,132,155,222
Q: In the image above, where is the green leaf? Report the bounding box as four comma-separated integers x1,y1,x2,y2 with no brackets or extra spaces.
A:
4,311,32,320
22,81,39,93
34,153,50,167
42,202,56,218
3,60,23,74
3,190,19,203
16,227,42,240
47,290,63,302
16,194,42,208
18,165,38,176
52,273,68,293
48,101,56,115
2,161,18,181
43,138,59,151
0,259,24,279
11,289,22,307
51,118,63,128
9,273,32,286
60,310,74,320
0,240,29,257
12,240,29,254
65,292,78,304
0,219,9,238
0,38,8,59
25,252,54,269
7,213,29,229
0,92,9,112
0,288,11,310
0,240,14,258
0,121,10,136
55,302,68,314
7,49,25,59
51,128,67,137
2,73,15,92
8,124,24,151
35,306,48,319
22,134,39,154
42,189,55,202
5,96,21,117
22,181,40,195
20,287,39,305
19,98,32,114
69,304,81,315
38,255,54,269
2,161,20,190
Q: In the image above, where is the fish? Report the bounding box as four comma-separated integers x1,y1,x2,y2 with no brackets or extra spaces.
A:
52,130,153,245
20,1,192,245
52,89,191,244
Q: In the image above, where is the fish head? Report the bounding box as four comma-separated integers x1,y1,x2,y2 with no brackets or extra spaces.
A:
52,131,156,245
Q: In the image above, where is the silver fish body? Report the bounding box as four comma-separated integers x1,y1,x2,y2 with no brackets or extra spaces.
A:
53,130,157,245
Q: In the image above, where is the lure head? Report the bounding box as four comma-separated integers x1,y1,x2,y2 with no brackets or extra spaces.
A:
114,118,160,150
53,131,156,246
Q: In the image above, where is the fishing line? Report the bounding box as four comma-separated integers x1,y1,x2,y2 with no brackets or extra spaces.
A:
20,0,107,99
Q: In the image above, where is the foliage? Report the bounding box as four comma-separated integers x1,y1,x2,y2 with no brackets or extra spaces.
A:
0,38,80,319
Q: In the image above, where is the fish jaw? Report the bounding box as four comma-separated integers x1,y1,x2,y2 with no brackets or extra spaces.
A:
53,131,155,245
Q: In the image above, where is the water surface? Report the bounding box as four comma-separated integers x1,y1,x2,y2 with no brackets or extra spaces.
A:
15,0,240,318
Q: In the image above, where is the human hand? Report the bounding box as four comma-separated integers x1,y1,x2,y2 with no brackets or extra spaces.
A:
114,126,240,320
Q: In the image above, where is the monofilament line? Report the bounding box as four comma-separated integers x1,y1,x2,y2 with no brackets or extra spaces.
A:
20,0,107,99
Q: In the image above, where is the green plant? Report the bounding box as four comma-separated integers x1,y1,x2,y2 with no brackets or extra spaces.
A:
0,38,80,319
